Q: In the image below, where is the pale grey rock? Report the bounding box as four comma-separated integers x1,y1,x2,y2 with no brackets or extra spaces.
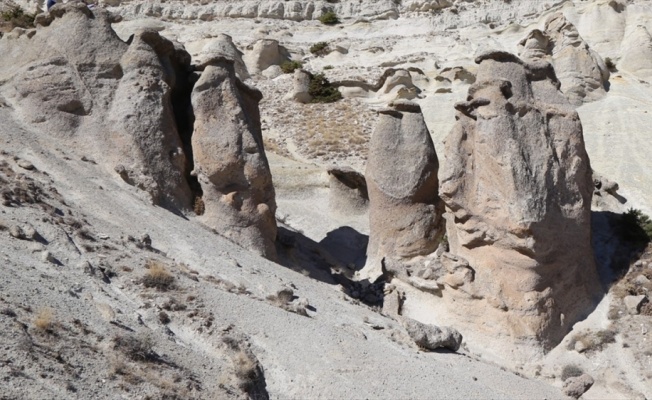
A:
563,374,594,398
17,160,34,170
327,167,368,216
363,100,444,280
0,3,193,211
285,69,312,104
195,34,250,80
624,295,646,315
634,275,650,286
440,50,601,349
243,39,289,75
619,25,652,78
191,57,277,260
9,225,25,240
518,13,610,105
402,317,463,352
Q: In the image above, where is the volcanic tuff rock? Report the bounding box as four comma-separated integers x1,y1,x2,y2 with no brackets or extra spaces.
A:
191,57,278,260
619,25,652,78
327,167,368,216
518,13,610,105
243,39,290,76
285,69,312,104
195,33,250,80
363,100,444,280
0,2,193,210
439,50,601,349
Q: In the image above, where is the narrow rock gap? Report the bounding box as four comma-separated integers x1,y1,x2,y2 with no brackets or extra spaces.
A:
170,65,203,209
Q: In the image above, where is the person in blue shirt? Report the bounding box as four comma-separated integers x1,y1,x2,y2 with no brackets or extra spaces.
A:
47,0,56,10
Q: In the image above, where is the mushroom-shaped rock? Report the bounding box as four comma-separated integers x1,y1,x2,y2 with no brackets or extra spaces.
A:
362,100,445,280
196,34,250,80
191,57,277,260
440,50,601,350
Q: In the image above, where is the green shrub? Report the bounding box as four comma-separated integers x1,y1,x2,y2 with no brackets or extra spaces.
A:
308,73,342,103
323,65,334,70
0,6,35,29
620,208,652,243
605,57,617,72
280,60,303,74
318,11,339,25
310,42,329,56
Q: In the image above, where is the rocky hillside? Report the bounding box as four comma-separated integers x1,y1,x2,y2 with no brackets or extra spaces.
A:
1,0,652,399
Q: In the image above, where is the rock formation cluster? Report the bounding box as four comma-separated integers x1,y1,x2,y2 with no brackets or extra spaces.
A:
0,3,278,259
518,13,610,105
362,51,602,351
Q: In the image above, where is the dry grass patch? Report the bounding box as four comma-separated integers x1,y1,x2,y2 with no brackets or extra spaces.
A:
142,260,175,290
33,308,54,333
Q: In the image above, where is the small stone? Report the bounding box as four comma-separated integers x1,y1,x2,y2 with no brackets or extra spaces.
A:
402,317,463,352
624,295,647,315
17,160,34,170
9,225,25,239
23,224,38,241
634,275,651,286
563,374,594,398
41,250,55,263
574,340,587,353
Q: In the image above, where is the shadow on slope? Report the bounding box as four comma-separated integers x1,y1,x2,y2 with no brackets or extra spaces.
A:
275,226,384,308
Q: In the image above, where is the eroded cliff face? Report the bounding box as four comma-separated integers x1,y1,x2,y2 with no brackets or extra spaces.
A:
438,50,601,349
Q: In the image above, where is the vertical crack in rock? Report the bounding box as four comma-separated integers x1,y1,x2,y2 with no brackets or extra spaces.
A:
440,50,603,351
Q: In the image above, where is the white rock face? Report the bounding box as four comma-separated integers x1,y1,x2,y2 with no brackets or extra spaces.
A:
519,12,610,105
619,25,652,78
439,50,601,350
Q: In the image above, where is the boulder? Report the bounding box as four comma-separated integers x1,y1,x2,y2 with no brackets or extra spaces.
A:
0,3,193,211
243,39,289,75
191,57,277,260
518,13,610,105
284,69,312,104
402,317,463,352
619,25,652,78
624,295,646,315
439,50,601,349
563,374,594,399
327,167,368,216
363,100,445,280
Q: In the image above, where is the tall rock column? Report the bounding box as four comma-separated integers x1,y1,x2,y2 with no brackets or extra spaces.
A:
191,57,277,260
363,100,445,280
439,50,601,349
